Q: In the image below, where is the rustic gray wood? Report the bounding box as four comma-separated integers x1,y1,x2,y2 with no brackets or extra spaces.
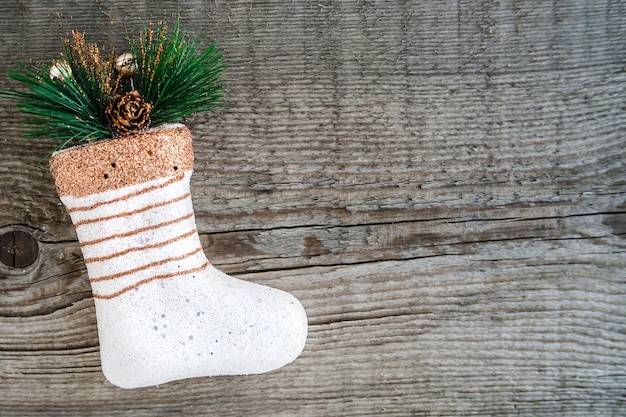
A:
1,1,625,415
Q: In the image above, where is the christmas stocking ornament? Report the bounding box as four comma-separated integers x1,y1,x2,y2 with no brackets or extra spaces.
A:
49,124,308,389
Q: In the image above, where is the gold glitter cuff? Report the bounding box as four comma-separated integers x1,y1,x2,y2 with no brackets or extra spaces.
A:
49,124,194,198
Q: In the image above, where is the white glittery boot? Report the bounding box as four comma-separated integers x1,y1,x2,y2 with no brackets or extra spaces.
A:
49,124,308,389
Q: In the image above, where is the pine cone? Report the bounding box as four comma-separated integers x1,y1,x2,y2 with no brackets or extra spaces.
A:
106,90,152,136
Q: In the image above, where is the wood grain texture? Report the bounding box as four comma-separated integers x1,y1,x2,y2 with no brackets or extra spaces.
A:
1,0,625,415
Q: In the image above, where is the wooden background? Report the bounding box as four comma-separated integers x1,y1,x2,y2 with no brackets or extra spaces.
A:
1,1,625,415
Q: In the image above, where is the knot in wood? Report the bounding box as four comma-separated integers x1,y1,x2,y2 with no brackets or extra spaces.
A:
0,230,39,269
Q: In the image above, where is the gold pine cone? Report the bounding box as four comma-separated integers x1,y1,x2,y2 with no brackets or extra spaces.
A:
105,90,152,136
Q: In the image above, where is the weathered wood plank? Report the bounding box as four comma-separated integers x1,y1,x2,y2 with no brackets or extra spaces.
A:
1,0,625,416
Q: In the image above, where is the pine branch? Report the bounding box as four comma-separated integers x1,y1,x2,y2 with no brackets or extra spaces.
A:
3,60,111,153
128,20,225,125
1,19,225,157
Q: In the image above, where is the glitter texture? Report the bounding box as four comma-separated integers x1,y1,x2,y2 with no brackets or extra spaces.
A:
49,123,193,198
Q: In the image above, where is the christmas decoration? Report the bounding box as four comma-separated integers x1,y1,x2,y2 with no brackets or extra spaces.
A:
1,20,226,155
1,21,308,389
105,90,152,135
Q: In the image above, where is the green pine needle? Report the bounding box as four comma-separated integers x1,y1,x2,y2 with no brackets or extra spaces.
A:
0,19,225,157
129,20,225,125
3,60,111,157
